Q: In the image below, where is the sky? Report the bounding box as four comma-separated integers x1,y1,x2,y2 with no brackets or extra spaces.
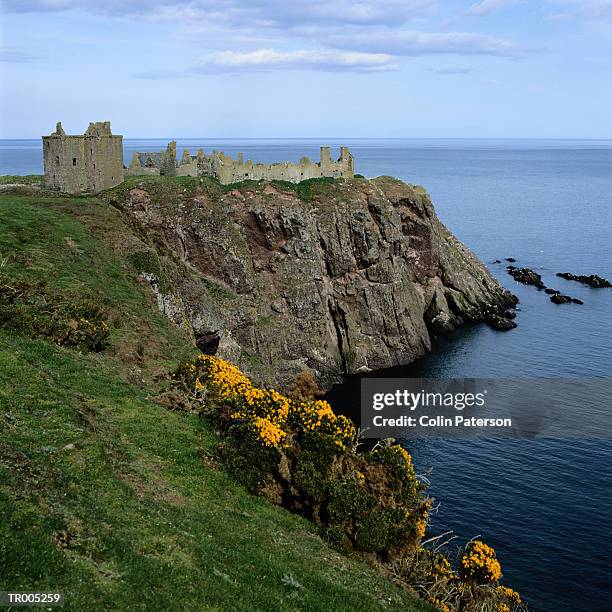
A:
0,0,611,138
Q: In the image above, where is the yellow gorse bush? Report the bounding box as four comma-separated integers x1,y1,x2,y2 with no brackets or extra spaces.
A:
196,353,251,399
458,540,502,583
252,416,287,447
414,518,427,539
434,555,452,577
290,399,355,448
186,355,355,449
388,444,412,468
496,585,521,605
174,355,522,610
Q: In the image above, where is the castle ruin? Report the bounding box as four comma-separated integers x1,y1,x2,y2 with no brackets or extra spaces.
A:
127,141,354,184
43,121,355,193
43,122,124,193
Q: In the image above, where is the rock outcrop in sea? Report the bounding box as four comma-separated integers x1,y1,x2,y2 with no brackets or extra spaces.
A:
550,294,583,305
505,266,588,305
108,176,517,387
506,266,545,289
556,272,611,288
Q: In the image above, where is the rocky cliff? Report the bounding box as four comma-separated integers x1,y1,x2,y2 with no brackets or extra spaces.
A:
106,176,516,388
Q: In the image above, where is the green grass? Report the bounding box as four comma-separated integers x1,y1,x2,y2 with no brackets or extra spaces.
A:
0,173,358,202
0,175,43,185
101,174,350,204
0,193,431,611
104,175,222,204
0,196,193,379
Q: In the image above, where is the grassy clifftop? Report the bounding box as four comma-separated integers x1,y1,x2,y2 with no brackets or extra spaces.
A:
0,193,431,611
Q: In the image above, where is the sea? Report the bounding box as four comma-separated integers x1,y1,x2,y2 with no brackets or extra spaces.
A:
1,138,611,611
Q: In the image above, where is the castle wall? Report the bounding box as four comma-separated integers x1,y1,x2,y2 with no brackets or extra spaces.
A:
125,141,355,185
176,162,198,177
87,128,124,192
213,147,354,185
176,148,199,177
128,152,160,176
43,122,124,194
127,142,179,177
160,141,177,176
43,135,88,193
129,166,160,176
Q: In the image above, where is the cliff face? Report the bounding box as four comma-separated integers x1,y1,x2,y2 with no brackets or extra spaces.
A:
110,176,516,387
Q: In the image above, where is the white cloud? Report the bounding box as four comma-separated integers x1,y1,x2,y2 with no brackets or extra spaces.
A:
190,48,397,73
0,46,39,62
2,0,524,77
2,0,106,10
466,0,525,17
545,0,612,20
328,30,522,57
2,0,435,27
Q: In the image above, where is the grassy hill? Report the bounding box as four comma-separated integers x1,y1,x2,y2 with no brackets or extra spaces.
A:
0,192,432,611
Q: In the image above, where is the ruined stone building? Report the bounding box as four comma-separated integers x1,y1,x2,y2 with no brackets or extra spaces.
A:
128,141,355,184
43,122,123,193
43,121,355,193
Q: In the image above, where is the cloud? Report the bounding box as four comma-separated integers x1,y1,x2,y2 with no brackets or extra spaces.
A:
432,67,474,74
1,0,435,26
1,0,89,11
544,0,612,20
466,0,525,17
583,0,612,17
3,1,524,76
190,48,397,74
328,30,522,57
0,46,40,62
245,0,434,27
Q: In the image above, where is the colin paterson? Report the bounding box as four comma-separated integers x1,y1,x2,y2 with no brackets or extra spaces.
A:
372,415,513,428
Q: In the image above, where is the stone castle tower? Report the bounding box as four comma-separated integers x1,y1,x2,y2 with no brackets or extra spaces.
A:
43,121,124,194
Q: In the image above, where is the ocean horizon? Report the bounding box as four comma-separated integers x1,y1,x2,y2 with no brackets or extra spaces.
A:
3,137,612,178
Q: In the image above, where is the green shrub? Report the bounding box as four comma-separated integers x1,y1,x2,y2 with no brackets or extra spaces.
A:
326,480,376,525
172,355,429,562
291,460,329,504
0,280,110,352
354,509,393,552
324,525,351,553
216,421,280,493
